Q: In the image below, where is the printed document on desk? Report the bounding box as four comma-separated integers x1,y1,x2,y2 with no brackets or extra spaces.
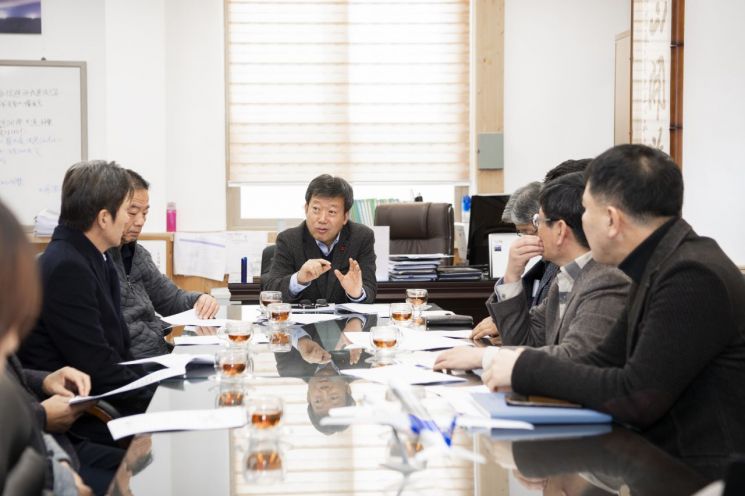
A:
343,330,470,351
336,303,390,316
69,366,187,405
120,353,213,367
162,309,227,328
108,407,247,440
340,364,466,385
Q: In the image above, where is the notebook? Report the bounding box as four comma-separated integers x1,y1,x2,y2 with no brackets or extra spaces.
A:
472,392,612,424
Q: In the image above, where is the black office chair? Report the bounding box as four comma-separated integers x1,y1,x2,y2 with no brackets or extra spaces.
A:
260,244,276,290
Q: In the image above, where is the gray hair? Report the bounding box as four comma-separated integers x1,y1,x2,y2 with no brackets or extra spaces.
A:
502,181,542,224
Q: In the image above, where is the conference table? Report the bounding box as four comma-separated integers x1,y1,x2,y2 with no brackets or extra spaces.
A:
106,305,711,495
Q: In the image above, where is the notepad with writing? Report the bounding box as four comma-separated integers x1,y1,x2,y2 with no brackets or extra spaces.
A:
471,392,612,424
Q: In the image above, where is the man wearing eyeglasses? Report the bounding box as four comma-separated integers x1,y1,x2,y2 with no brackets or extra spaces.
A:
435,171,630,370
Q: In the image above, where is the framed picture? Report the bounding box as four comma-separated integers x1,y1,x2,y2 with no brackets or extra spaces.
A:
0,1,41,34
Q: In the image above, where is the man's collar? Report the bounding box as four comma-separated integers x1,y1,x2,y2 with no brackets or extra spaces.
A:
618,217,678,283
559,251,593,282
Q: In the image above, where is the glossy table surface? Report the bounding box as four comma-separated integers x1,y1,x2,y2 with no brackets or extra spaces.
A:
107,306,711,496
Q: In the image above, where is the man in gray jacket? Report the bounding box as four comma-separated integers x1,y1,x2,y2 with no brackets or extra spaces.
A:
108,170,219,358
434,172,629,369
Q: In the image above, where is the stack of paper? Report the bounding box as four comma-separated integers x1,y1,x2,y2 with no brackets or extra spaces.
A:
388,254,452,282
33,208,58,236
436,266,484,281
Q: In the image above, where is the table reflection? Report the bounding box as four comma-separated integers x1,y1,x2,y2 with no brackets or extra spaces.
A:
109,309,715,495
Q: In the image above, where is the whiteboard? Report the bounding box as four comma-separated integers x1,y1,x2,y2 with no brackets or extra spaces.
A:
0,60,87,227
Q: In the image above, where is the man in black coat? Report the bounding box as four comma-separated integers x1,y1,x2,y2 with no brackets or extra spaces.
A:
263,174,377,304
481,144,745,479
18,161,151,421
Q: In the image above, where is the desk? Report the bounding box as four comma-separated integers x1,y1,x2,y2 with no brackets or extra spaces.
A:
108,306,710,495
228,280,496,322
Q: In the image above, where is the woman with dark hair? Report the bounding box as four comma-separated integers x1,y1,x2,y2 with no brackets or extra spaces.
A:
0,199,92,496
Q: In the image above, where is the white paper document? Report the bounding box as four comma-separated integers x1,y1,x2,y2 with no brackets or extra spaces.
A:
292,313,342,325
398,351,441,369
174,335,221,346
340,364,466,385
343,330,471,352
107,407,247,440
425,330,474,339
69,366,187,405
174,232,227,281
119,353,213,367
162,309,227,328
428,385,492,417
336,303,391,316
239,305,263,322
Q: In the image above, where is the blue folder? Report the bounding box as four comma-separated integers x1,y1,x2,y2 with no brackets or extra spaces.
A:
472,392,612,424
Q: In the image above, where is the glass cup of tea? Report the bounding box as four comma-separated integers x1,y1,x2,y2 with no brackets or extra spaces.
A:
369,325,401,364
222,320,254,347
405,288,429,328
246,395,284,430
389,303,413,328
243,435,285,484
267,327,292,353
267,302,292,327
259,291,282,319
214,348,252,381
216,382,246,407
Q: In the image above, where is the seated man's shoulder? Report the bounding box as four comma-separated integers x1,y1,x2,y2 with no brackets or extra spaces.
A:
580,259,630,290
277,223,305,242
347,221,374,238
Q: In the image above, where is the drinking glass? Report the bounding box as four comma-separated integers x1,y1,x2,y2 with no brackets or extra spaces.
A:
222,320,254,347
267,327,292,353
267,302,292,326
389,303,413,328
246,396,284,430
215,382,246,407
369,325,401,364
214,348,252,381
405,288,429,328
243,436,285,484
259,291,282,319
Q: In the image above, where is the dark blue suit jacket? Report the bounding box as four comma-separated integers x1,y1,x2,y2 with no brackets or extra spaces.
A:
18,225,148,410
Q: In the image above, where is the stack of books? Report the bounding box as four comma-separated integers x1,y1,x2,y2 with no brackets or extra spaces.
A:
388,254,450,282
34,209,58,237
349,198,398,226
436,266,484,281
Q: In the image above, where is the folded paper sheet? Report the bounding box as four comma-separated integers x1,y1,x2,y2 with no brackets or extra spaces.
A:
108,407,247,440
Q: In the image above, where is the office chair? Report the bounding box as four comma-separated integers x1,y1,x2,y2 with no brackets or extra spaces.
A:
374,202,454,255
260,244,276,290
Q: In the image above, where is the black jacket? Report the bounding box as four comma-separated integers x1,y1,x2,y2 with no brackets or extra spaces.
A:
18,225,149,411
512,219,745,479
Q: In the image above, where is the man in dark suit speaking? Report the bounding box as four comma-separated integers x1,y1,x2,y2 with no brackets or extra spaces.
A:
264,174,377,304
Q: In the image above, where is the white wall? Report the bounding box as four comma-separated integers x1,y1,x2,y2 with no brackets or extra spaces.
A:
0,0,107,157
683,0,745,266
0,0,225,231
502,0,629,192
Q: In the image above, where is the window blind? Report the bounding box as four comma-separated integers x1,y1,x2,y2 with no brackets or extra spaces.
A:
226,0,470,184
